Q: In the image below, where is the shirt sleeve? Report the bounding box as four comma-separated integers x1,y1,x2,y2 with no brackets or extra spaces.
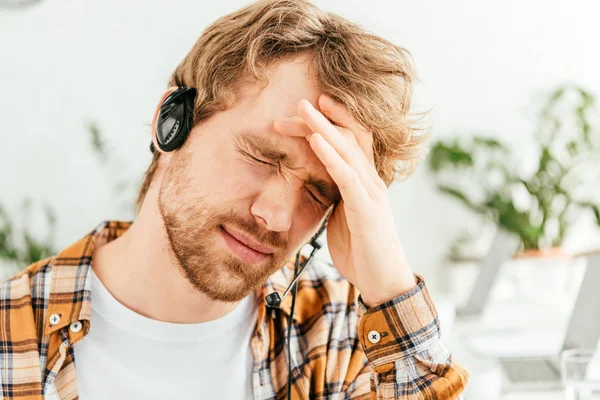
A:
345,275,469,399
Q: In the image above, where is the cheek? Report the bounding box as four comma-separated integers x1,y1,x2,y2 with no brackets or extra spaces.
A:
180,138,258,201
227,172,261,198
218,157,265,200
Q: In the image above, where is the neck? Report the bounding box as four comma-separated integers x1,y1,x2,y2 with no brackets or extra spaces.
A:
91,186,241,324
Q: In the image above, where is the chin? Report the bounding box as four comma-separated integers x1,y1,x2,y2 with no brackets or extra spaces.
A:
186,263,260,303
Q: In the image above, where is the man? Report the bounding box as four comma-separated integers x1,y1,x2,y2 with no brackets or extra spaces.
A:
0,0,468,399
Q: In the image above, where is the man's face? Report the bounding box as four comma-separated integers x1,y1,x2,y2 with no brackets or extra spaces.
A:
158,56,339,302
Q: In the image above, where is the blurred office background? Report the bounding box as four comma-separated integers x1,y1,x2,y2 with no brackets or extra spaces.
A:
1,1,600,398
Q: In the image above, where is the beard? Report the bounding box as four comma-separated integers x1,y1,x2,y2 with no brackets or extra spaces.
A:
157,149,295,303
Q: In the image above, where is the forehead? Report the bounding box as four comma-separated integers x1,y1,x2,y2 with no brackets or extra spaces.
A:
236,55,320,118
235,130,341,205
231,58,321,153
226,56,340,201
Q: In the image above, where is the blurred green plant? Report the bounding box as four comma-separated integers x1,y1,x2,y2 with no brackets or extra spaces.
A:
88,121,137,215
0,199,56,267
1,122,133,273
429,85,600,252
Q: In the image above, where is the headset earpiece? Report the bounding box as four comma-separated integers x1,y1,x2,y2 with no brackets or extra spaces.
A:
154,87,197,152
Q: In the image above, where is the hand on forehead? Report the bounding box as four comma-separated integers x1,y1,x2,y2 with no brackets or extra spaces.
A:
274,95,375,166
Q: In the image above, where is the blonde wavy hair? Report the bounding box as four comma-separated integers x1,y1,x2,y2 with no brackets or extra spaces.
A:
136,0,428,209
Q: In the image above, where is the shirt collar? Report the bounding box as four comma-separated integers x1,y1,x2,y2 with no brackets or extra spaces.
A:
44,220,306,336
44,220,131,336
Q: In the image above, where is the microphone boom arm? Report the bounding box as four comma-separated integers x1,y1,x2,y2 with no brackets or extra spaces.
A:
265,237,322,308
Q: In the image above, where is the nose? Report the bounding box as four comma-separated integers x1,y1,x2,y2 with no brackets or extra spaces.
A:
250,176,302,232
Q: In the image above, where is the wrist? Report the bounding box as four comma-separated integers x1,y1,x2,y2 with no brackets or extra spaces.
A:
360,274,417,308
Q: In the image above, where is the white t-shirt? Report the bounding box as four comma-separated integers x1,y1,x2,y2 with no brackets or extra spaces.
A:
73,269,258,399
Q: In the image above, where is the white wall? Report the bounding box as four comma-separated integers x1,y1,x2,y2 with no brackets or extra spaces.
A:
1,0,599,293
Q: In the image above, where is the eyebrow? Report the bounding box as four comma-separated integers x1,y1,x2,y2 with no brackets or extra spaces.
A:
237,132,342,205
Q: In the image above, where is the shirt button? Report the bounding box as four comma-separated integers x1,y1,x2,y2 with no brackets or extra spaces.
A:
368,330,381,344
49,314,61,325
69,321,83,333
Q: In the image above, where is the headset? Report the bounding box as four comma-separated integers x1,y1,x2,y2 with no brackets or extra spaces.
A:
151,86,329,399
151,86,196,153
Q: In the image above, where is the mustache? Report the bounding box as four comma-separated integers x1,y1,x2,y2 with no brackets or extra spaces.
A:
217,212,288,250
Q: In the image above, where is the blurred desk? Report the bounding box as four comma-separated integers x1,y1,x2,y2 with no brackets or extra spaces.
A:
437,257,586,399
502,392,563,400
446,332,564,400
439,297,569,400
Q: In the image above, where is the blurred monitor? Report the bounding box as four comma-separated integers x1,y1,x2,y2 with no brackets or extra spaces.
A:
457,229,521,317
473,253,600,391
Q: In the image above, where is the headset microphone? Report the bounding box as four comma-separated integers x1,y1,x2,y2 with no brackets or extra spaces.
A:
264,237,322,308
265,215,328,309
265,214,329,400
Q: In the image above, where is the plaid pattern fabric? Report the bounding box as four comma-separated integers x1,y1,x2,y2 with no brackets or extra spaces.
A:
0,221,468,399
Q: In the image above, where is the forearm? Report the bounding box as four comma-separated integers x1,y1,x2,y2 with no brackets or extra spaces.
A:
348,275,469,399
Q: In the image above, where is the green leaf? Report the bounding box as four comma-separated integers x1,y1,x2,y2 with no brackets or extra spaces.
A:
88,122,108,162
538,146,552,171
473,136,506,150
549,87,566,105
567,141,578,156
577,202,600,226
437,185,486,215
428,141,474,172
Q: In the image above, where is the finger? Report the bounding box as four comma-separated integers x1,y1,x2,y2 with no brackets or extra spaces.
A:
273,116,312,138
318,94,375,163
298,99,383,198
318,95,384,190
309,133,371,213
274,114,383,197
274,112,383,197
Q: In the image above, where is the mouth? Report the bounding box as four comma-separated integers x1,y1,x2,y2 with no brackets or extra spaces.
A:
219,226,273,265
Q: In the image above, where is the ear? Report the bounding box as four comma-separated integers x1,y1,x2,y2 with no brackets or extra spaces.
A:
151,86,179,154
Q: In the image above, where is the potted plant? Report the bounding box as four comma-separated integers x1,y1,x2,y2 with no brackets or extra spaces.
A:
428,85,600,304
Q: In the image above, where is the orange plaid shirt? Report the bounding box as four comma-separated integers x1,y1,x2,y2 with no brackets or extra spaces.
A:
0,221,468,399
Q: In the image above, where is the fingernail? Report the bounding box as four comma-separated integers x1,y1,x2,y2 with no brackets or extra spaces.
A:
300,98,316,110
275,116,293,124
320,94,333,107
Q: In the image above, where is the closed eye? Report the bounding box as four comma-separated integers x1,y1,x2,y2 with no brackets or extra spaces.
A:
244,151,329,208
244,152,277,167
249,154,274,166
307,189,328,208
